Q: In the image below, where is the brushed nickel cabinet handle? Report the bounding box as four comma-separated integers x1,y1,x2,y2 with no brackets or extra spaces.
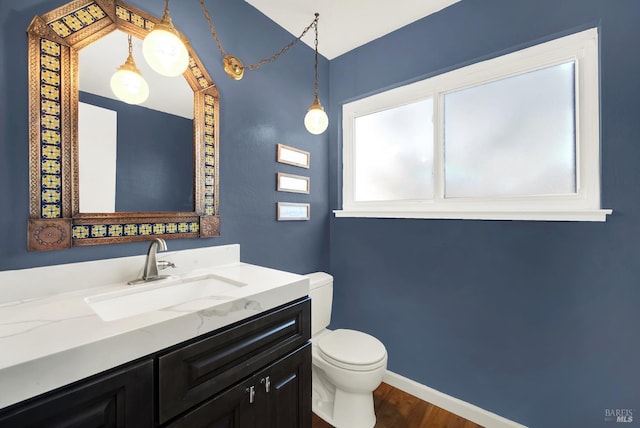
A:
246,385,255,403
261,376,271,393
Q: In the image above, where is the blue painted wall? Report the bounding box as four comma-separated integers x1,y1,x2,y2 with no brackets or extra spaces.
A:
0,0,329,273
328,1,640,427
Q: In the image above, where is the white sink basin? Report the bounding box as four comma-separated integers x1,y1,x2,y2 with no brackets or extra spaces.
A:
85,273,246,321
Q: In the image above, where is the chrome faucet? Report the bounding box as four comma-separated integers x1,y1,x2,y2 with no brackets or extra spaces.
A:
128,238,176,285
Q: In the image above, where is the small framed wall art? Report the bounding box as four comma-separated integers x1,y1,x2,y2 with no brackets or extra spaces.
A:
277,144,310,168
277,173,310,194
277,202,310,221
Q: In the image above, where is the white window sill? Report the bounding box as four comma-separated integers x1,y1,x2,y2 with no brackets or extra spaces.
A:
333,209,613,222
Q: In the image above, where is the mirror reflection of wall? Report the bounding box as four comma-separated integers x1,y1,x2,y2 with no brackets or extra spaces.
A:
78,102,117,212
78,30,194,213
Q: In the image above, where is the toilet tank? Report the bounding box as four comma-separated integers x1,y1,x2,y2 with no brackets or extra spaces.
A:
305,272,333,336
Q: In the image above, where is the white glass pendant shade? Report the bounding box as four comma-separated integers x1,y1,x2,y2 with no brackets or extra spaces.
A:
143,25,189,77
110,55,149,105
304,98,329,135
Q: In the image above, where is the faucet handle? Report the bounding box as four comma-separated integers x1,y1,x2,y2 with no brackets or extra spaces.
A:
157,260,176,270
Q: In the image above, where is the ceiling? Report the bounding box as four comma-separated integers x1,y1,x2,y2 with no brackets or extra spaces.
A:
244,0,461,59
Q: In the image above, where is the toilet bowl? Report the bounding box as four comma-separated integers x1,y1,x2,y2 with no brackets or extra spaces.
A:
306,272,388,428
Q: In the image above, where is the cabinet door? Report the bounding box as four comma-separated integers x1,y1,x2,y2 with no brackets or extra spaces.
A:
260,343,312,428
0,359,153,428
165,377,255,428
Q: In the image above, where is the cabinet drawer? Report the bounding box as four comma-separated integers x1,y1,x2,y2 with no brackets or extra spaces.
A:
158,297,310,424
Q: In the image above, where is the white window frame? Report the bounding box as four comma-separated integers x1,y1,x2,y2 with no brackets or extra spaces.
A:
336,28,612,222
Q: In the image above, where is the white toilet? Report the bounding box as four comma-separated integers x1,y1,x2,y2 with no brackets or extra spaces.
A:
306,272,388,428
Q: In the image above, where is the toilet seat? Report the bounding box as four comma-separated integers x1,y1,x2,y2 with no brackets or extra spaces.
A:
318,329,387,371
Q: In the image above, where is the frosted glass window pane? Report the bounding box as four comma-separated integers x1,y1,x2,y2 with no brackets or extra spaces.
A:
354,99,433,201
444,62,576,198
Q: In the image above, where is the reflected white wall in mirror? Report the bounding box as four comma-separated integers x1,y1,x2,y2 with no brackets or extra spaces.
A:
78,102,117,213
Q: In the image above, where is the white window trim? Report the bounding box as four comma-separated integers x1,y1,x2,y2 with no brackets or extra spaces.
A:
336,28,612,222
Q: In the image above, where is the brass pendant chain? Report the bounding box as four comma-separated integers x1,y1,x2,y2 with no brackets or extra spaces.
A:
312,13,319,101
198,0,319,80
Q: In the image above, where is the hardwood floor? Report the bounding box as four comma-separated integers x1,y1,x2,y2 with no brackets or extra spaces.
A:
311,382,484,428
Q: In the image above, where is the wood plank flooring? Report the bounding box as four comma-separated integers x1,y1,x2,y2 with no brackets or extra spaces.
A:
312,382,484,428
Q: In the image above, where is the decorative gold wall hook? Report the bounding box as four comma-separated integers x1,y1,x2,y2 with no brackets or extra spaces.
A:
223,55,244,80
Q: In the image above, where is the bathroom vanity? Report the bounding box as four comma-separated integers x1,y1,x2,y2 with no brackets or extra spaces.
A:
0,245,311,427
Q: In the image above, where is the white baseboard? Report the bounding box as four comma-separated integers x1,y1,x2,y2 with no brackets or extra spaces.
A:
383,371,528,428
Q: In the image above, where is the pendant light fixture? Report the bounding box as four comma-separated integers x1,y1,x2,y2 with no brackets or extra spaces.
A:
303,14,328,135
110,34,149,105
143,0,189,77
198,1,327,134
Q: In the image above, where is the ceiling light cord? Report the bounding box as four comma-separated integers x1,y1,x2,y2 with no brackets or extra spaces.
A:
162,0,169,20
198,0,319,75
247,13,318,71
198,0,228,58
313,13,319,101
127,33,133,56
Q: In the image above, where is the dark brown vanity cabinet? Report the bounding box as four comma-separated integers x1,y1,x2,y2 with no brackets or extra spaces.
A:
167,345,311,428
0,359,154,427
0,297,311,428
159,297,311,427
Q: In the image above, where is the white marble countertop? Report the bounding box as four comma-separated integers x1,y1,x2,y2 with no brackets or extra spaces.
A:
0,245,309,409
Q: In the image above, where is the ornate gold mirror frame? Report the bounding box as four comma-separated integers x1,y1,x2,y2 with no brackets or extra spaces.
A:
27,0,220,251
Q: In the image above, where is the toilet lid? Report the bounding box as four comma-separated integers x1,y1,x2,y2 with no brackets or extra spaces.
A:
318,329,386,369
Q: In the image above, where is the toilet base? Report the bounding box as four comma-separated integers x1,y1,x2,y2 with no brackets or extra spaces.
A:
312,368,336,424
333,388,376,428
312,390,376,428
312,367,377,428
